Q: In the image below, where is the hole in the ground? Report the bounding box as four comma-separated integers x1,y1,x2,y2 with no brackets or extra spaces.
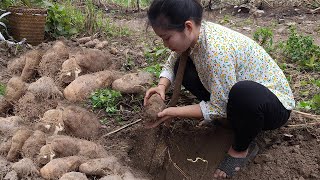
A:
128,125,233,179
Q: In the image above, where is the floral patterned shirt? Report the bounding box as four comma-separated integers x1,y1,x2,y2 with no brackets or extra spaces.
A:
160,21,295,121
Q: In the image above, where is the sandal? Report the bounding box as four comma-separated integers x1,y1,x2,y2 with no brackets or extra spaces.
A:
216,142,259,177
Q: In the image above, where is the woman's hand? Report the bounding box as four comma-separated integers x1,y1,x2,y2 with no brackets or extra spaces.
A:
144,85,166,106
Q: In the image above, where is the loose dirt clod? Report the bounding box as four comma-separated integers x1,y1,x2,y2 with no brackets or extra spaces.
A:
63,70,116,102
79,157,123,176
144,94,166,122
5,76,27,102
38,41,69,80
59,172,88,180
74,48,113,73
20,50,42,82
62,105,100,138
40,156,83,180
112,71,153,94
27,76,63,99
6,129,33,162
12,158,40,178
21,130,46,159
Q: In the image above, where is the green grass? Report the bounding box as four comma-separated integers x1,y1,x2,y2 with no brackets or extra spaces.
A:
0,83,5,96
105,0,151,8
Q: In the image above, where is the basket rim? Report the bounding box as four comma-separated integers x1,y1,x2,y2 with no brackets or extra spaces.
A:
7,6,47,14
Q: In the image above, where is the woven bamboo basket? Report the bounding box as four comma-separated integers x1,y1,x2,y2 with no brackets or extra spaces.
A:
7,7,47,45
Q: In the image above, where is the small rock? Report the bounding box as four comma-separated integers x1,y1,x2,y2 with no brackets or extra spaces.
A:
110,47,118,55
99,175,122,180
278,19,285,24
285,22,297,26
298,176,305,180
242,27,252,31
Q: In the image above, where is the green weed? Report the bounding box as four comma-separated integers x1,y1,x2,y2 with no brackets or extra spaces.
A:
90,88,122,114
280,27,320,71
253,27,274,53
0,83,5,96
45,2,84,38
105,0,151,8
144,44,170,63
144,63,162,77
219,15,231,25
103,18,131,37
297,94,320,114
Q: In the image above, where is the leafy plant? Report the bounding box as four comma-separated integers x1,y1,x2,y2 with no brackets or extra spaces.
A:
297,94,320,114
144,63,162,78
0,0,47,8
0,83,6,96
45,2,84,38
90,88,122,114
253,27,274,53
280,27,320,71
144,44,170,63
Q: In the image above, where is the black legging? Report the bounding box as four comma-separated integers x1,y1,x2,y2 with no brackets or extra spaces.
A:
174,57,291,152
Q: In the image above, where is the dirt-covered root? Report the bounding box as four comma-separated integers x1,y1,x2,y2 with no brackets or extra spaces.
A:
79,158,141,179
0,96,12,116
38,41,69,80
27,76,63,99
20,50,42,82
144,94,166,123
38,135,108,165
0,116,24,136
79,157,123,176
77,37,92,44
0,139,12,156
0,157,12,180
62,105,101,138
99,175,122,180
6,128,33,162
7,56,26,76
14,92,59,122
59,172,88,180
73,48,113,73
12,158,40,178
35,108,64,135
63,70,120,102
21,130,46,160
60,57,82,84
4,76,28,103
112,71,154,94
40,156,83,180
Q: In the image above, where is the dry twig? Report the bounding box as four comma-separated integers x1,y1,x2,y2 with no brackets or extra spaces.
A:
102,119,142,137
292,110,320,121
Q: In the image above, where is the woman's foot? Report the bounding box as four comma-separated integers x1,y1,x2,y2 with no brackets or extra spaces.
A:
213,146,248,179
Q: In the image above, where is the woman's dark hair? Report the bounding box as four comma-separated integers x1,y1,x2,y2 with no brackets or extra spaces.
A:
147,0,203,31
